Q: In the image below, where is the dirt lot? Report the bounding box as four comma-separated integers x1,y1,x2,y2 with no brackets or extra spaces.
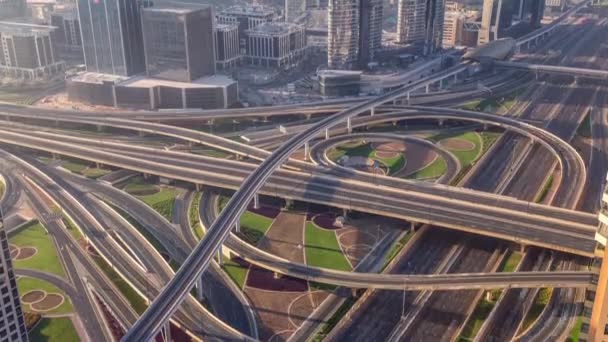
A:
31,293,64,311
21,290,45,304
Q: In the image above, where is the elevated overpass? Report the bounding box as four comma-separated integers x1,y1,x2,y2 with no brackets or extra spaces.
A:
0,128,597,255
0,106,594,227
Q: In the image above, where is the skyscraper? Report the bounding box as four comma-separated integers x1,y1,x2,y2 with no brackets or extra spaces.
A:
285,0,306,22
0,216,28,342
397,0,445,53
327,0,382,70
359,0,382,66
141,6,215,82
76,0,147,76
478,0,514,45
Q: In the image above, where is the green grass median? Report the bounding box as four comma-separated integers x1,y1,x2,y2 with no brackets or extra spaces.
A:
28,317,80,342
406,157,446,180
17,277,73,315
304,222,351,271
9,221,65,277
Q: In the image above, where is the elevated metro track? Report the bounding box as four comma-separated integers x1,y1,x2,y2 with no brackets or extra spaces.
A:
494,60,608,80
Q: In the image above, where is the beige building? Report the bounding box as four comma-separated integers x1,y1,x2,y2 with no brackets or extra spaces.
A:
590,178,608,341
442,11,464,48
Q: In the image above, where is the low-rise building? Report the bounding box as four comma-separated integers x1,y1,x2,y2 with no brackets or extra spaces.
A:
67,72,238,110
0,21,64,79
245,22,306,69
318,70,361,96
0,0,26,20
217,5,275,48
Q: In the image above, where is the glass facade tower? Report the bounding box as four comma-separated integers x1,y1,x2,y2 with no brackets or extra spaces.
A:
142,6,215,82
76,0,146,76
328,0,382,70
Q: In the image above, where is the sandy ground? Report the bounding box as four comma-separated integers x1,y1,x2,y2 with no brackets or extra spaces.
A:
399,149,438,177
257,211,306,263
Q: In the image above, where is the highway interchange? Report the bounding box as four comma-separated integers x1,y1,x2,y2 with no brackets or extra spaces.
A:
0,2,606,341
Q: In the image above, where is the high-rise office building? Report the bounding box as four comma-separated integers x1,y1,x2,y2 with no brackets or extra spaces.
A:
397,0,427,43
76,0,146,76
286,0,306,22
0,217,28,342
142,6,215,82
327,0,382,70
397,0,445,53
358,0,382,66
215,23,240,69
0,0,26,20
478,0,514,45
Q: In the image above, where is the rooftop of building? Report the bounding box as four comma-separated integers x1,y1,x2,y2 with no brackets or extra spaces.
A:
119,74,236,89
71,72,127,84
143,5,209,15
219,5,275,17
51,5,78,19
0,20,56,35
246,22,303,35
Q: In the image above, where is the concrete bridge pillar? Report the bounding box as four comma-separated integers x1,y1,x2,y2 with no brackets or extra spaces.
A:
217,247,223,266
253,194,260,209
196,276,204,301
520,244,527,254
143,173,151,180
195,184,202,191
284,198,294,209
161,322,171,342
342,208,349,220
325,128,330,140
425,84,430,94
138,130,146,137
439,119,444,126
96,162,103,169
370,107,375,116
96,125,103,132
439,79,444,89
351,288,359,298
347,117,352,134
406,92,411,104
483,123,489,131
410,221,417,232
304,142,309,161
235,220,241,233
51,153,59,160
